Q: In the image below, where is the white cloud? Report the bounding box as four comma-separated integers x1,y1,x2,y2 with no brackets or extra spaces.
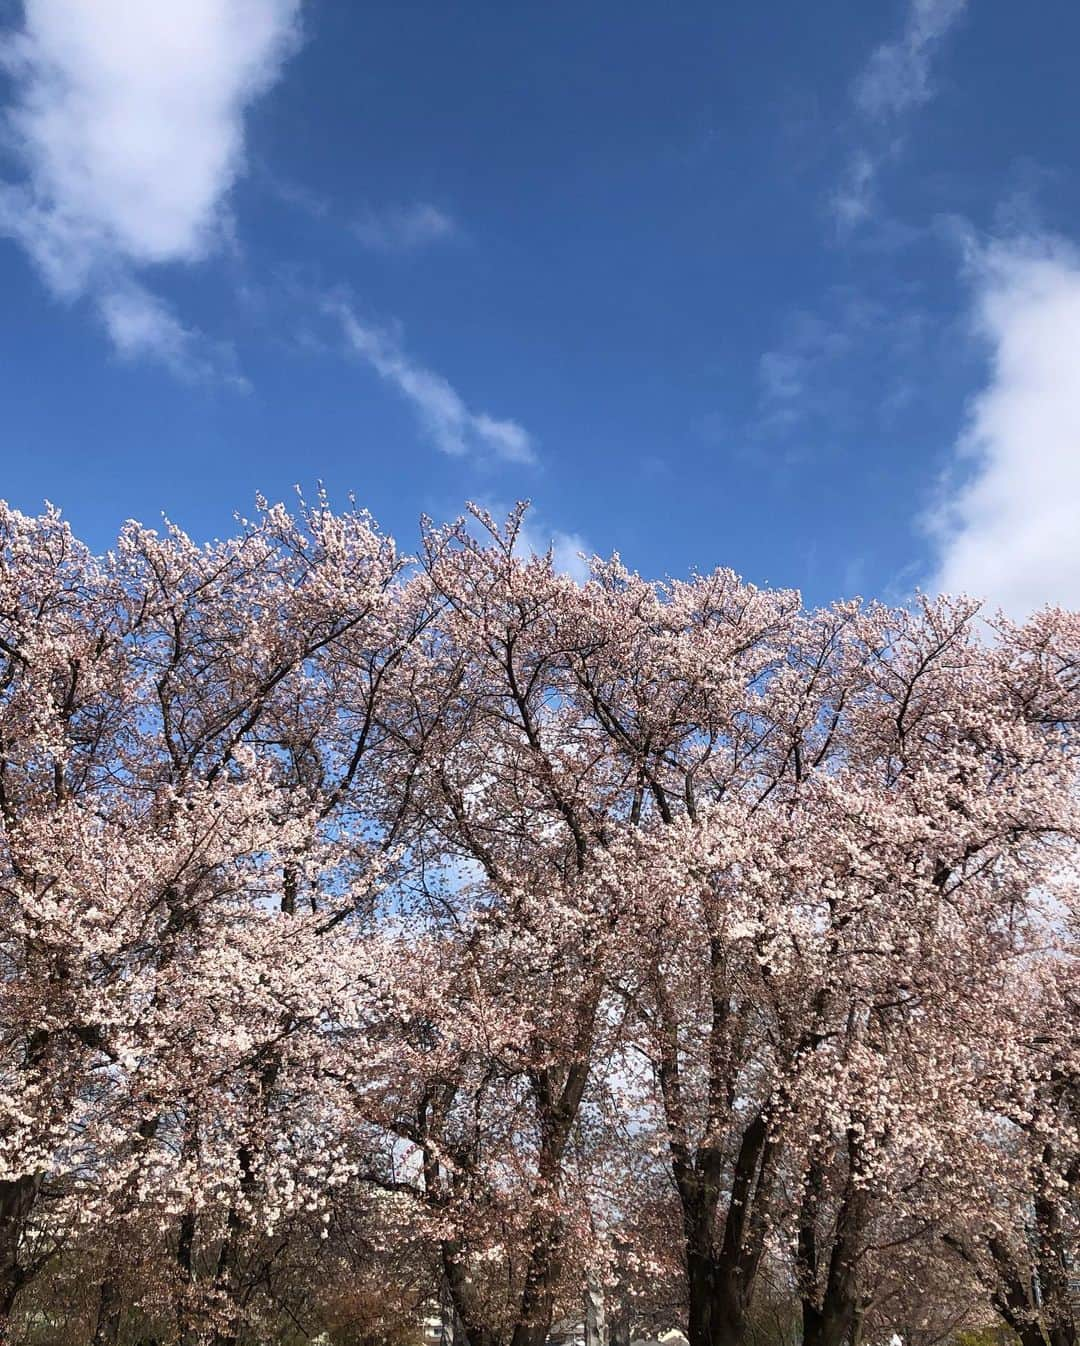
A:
757,305,857,427
98,280,247,386
470,499,591,584
335,303,536,465
854,0,968,120
834,0,967,233
0,0,300,370
926,234,1080,616
756,290,928,455
518,520,591,585
830,151,877,233
353,203,457,253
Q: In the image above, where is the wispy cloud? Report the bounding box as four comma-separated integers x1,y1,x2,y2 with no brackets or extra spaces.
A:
471,498,591,584
854,0,969,120
98,280,247,387
757,299,866,429
759,315,849,415
0,0,301,375
926,231,1080,617
334,302,536,465
755,287,931,462
353,203,457,253
517,519,591,585
833,0,968,234
267,178,459,254
830,151,878,233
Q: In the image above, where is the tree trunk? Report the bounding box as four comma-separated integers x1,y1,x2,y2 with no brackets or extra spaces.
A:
802,1298,855,1346
92,1275,124,1345
174,1205,200,1346
678,1109,774,1346
798,1135,869,1346
686,1249,716,1346
0,1173,39,1344
507,1052,595,1346
211,1142,256,1346
441,1241,503,1346
0,1284,18,1346
799,1199,866,1346
0,1273,17,1346
509,1227,564,1346
584,1272,606,1346
685,1250,753,1346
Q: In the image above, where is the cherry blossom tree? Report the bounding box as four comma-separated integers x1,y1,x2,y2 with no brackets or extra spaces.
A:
1,496,1078,1346
940,954,1079,1346
590,594,1080,1346
1,497,420,1343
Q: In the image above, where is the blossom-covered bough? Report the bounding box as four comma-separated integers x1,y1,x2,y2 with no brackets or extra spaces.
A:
0,499,1076,1346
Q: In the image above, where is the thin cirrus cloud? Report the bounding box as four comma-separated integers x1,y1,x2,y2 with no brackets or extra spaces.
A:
757,308,854,427
926,232,1080,618
832,0,968,232
352,203,458,254
831,151,878,234
853,0,969,120
756,289,925,437
268,177,459,255
334,302,536,465
515,513,591,585
99,280,248,388
471,498,591,585
0,0,302,376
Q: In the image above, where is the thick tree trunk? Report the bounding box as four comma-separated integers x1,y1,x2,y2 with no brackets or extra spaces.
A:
1034,1159,1078,1346
174,1204,200,1346
211,874,296,1346
0,1284,18,1346
685,1253,750,1346
429,990,598,1346
92,1275,124,1345
584,1271,605,1346
441,1241,503,1346
802,1298,856,1346
797,1135,869,1346
211,1141,256,1346
509,1210,569,1346
686,1249,715,1346
798,1203,866,1346
678,1109,774,1346
0,1268,17,1344
0,1173,40,1344
508,1260,557,1346
442,1197,567,1346
508,1051,595,1346
92,1112,162,1346
943,1232,1033,1346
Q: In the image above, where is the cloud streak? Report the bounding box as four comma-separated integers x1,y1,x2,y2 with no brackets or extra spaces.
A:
927,233,1080,617
854,0,968,120
472,499,591,584
758,309,854,425
833,0,968,233
335,304,536,465
516,519,591,585
0,0,301,374
353,203,457,253
98,280,247,386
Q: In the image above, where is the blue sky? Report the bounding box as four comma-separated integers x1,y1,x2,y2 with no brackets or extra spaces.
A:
2,0,1079,614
